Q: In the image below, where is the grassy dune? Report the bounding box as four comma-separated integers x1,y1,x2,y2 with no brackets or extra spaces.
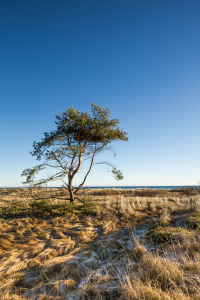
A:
0,187,200,299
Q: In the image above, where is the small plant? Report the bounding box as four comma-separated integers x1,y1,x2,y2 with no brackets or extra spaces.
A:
146,226,193,245
183,211,200,230
30,199,54,216
0,200,27,217
146,227,173,245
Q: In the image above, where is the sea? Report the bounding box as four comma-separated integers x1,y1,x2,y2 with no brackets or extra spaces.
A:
0,186,198,190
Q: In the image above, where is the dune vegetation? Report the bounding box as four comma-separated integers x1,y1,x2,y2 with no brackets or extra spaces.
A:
1,187,200,299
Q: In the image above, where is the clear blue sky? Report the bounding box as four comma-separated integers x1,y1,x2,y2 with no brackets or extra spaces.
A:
1,0,200,187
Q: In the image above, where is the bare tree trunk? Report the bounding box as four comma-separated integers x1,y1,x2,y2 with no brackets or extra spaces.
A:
68,176,74,202
69,189,75,202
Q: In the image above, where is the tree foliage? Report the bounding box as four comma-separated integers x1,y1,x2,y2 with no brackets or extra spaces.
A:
22,103,128,202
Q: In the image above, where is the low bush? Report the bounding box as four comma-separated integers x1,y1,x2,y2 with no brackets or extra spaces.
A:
171,186,200,195
0,199,96,218
183,212,200,230
146,226,195,245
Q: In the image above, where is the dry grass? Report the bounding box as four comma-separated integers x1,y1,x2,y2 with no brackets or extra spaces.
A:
0,188,200,299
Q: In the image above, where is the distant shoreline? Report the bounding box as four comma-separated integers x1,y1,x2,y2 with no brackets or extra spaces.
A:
0,185,198,190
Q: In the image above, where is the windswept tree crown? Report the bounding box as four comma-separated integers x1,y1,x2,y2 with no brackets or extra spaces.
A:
32,103,128,159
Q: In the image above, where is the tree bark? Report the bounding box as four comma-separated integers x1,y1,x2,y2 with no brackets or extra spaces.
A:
68,176,74,202
69,188,75,202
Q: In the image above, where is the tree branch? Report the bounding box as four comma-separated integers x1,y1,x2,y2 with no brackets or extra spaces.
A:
51,152,68,172
74,147,97,194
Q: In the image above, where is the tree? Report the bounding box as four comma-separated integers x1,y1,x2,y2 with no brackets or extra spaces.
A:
22,103,128,202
